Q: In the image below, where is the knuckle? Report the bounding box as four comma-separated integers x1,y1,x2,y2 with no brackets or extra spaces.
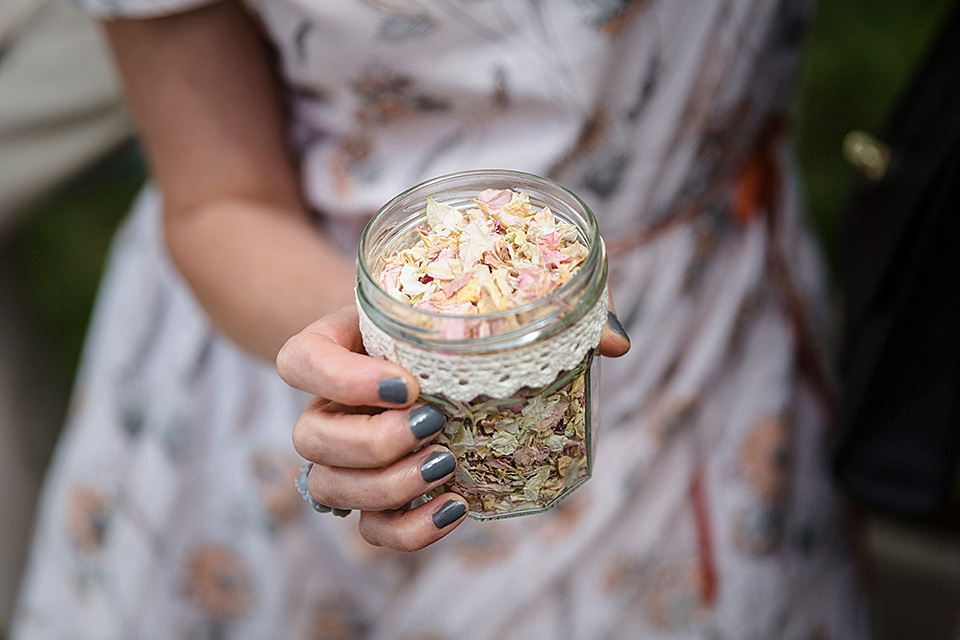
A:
358,517,384,548
290,415,314,459
303,342,327,381
307,466,334,505
275,333,303,383
385,486,414,512
392,528,422,553
295,345,328,394
362,419,398,467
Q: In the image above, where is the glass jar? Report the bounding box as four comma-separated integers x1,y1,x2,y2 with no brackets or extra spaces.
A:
356,169,607,520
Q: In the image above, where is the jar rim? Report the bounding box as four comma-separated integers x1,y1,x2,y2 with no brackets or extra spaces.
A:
356,169,604,333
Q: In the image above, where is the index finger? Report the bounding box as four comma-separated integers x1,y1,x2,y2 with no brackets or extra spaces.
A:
276,305,420,407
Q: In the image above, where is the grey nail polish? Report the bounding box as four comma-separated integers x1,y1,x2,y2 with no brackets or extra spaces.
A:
408,405,446,439
378,376,408,404
432,499,466,528
607,310,630,343
420,450,456,483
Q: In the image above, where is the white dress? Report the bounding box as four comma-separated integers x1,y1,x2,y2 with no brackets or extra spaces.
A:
13,1,871,639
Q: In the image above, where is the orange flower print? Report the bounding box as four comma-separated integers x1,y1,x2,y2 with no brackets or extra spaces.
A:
66,485,111,553
604,555,647,593
538,494,587,543
351,65,448,125
584,0,648,37
186,545,254,620
607,555,709,630
740,416,791,502
733,504,784,556
251,451,303,530
733,416,792,555
643,558,711,630
331,133,374,198
306,594,369,640
454,526,516,567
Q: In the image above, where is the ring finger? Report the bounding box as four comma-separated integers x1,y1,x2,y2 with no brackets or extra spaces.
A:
306,445,458,511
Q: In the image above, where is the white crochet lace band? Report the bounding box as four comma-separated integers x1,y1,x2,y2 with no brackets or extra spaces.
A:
357,287,608,403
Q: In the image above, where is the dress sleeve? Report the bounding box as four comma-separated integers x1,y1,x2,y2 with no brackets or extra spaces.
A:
77,0,222,20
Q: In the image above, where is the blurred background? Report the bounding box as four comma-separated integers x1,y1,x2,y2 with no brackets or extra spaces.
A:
1,0,958,638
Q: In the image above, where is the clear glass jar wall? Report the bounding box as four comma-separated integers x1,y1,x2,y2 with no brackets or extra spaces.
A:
357,170,607,520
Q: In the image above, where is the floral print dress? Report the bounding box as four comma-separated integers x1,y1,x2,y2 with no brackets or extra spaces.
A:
13,1,871,639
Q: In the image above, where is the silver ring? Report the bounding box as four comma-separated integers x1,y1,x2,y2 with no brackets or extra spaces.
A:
295,463,352,517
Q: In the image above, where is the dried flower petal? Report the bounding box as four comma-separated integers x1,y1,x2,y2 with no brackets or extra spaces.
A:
376,189,588,316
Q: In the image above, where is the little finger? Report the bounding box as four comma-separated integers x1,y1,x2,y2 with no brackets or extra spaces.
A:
358,493,469,552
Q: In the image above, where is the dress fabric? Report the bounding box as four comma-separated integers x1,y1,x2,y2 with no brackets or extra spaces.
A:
13,1,870,639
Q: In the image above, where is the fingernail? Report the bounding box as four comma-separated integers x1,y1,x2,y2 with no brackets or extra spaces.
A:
409,405,446,440
607,310,630,343
420,450,456,483
378,376,408,404
432,499,467,528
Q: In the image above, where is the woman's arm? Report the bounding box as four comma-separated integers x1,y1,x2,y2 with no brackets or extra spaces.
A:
102,2,469,551
103,0,355,361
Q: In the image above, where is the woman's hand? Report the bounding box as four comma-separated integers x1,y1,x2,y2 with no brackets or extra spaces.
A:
277,306,466,551
277,304,631,552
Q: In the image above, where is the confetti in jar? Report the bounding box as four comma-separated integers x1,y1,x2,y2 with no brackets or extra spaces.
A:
356,170,607,520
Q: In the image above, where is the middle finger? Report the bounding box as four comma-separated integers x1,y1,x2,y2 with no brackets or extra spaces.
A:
293,400,447,468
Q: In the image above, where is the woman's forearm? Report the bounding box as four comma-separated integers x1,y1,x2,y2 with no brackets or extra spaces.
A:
165,197,356,361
